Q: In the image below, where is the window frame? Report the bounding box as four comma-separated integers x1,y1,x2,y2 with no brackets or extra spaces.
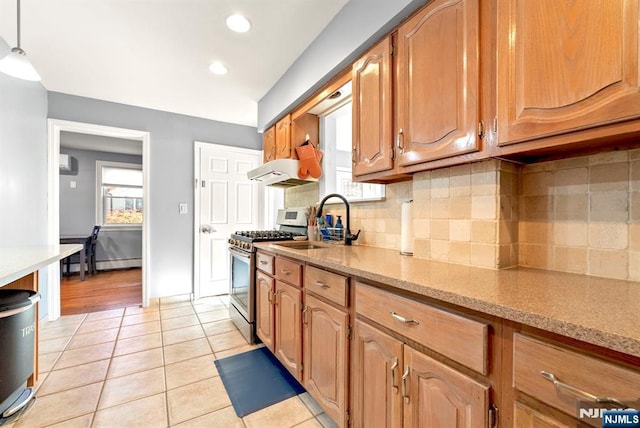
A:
96,160,143,231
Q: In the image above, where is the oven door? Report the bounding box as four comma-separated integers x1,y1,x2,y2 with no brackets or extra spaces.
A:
228,247,254,322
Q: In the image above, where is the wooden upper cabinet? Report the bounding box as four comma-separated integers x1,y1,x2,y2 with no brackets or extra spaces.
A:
275,114,292,159
263,126,276,163
352,36,394,177
396,0,480,167
496,0,640,147
291,112,319,160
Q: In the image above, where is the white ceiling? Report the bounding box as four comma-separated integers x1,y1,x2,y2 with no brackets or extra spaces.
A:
0,0,349,127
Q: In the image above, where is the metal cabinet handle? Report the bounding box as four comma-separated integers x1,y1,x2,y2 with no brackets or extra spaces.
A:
540,371,628,408
390,311,420,325
402,366,410,403
396,128,404,154
260,260,268,265
281,269,291,275
302,307,309,325
390,358,399,394
315,281,330,289
267,289,272,304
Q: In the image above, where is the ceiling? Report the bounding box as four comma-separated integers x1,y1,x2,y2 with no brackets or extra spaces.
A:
0,0,349,128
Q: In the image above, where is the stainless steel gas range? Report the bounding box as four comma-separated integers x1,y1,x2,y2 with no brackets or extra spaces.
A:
227,207,308,344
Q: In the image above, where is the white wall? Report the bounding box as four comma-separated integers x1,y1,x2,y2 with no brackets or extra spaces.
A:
48,92,261,298
0,39,50,316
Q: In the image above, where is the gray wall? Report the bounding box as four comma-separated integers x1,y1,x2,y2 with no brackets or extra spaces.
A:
0,39,50,317
257,0,425,131
48,92,262,298
60,148,143,263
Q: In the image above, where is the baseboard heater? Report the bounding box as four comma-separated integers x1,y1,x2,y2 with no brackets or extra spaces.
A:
65,258,142,272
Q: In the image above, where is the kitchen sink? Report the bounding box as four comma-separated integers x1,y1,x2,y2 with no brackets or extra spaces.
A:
278,242,331,250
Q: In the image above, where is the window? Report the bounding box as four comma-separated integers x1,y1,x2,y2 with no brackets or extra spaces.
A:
96,161,143,228
321,98,385,202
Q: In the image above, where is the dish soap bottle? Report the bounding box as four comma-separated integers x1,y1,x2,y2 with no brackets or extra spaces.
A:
335,215,343,239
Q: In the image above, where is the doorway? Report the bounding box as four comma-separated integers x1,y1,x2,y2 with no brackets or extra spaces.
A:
193,142,263,299
47,119,151,320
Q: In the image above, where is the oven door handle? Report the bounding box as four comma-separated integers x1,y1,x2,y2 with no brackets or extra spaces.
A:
229,247,251,259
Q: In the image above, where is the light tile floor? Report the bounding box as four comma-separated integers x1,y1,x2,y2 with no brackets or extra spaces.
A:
7,295,337,428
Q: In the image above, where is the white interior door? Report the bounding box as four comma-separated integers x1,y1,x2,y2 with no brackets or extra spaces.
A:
196,143,262,297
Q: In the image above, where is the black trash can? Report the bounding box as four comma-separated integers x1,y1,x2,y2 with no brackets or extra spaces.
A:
0,289,40,420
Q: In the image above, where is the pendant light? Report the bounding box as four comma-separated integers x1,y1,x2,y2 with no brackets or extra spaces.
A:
0,0,40,81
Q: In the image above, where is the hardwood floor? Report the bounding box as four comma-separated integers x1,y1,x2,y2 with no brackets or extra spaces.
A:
61,268,142,315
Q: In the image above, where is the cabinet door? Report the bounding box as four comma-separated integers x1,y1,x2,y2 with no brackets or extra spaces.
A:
352,36,394,177
263,125,276,163
256,271,275,352
403,346,489,428
497,0,640,146
352,320,403,428
274,281,303,381
396,0,480,167
513,401,574,428
304,294,349,427
275,114,292,159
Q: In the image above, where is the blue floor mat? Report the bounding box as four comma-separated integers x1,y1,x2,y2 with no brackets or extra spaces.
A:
214,346,306,417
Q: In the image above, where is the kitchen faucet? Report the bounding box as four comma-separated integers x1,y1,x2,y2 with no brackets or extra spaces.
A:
317,193,361,246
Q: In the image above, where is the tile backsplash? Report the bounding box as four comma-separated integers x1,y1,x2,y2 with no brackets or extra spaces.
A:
284,148,640,281
518,150,640,281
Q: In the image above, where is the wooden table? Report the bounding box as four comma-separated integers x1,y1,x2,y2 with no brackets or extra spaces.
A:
60,237,88,281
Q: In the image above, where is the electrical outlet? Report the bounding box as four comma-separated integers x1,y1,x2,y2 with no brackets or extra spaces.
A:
70,181,77,189
179,203,188,214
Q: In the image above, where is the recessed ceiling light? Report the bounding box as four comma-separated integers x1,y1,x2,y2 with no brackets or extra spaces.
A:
226,14,251,33
209,62,228,75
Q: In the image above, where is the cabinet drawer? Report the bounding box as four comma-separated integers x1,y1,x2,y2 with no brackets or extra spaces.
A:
513,333,640,418
305,266,348,307
355,281,488,374
275,257,302,287
256,252,274,275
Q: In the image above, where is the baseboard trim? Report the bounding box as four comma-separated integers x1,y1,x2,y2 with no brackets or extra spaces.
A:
64,259,142,272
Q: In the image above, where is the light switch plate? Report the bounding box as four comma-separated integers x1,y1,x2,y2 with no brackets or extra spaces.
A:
70,181,77,189
179,203,188,214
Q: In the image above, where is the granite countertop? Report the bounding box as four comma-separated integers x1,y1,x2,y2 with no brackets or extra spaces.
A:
0,244,84,287
255,242,640,359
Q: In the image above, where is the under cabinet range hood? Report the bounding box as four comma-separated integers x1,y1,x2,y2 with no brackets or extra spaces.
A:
247,159,318,187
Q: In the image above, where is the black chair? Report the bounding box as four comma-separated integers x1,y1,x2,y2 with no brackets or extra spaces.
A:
63,226,101,276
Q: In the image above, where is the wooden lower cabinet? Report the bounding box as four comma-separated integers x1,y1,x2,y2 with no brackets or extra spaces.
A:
274,280,303,381
256,270,275,352
304,294,349,427
352,319,490,428
404,346,489,427
513,401,573,428
352,320,403,428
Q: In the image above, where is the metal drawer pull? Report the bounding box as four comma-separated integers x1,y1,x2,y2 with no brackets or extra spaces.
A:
540,371,629,408
260,260,268,265
390,358,399,393
281,269,291,275
315,281,330,289
390,312,420,325
402,366,410,403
